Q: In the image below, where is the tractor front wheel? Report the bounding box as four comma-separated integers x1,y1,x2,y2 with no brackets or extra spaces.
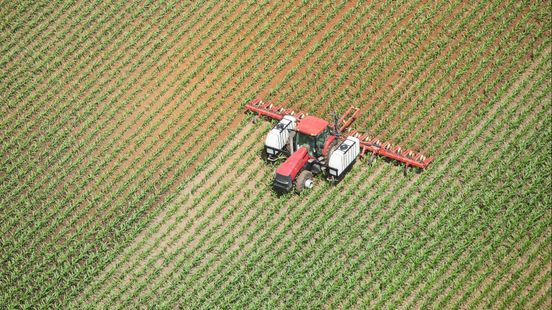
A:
296,170,314,193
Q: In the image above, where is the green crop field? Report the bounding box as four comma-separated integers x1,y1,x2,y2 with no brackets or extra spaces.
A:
1,0,550,308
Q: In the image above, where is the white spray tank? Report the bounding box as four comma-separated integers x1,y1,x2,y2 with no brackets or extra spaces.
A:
264,115,297,156
328,136,360,179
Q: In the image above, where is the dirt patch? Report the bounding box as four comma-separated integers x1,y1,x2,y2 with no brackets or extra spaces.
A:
51,2,252,246
261,2,354,98
368,2,501,142
401,4,537,150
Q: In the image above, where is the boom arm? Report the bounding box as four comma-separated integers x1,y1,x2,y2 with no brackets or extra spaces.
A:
245,98,359,131
349,132,434,169
338,106,359,132
245,98,307,121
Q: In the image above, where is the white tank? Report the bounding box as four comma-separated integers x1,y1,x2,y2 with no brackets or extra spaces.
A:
265,115,296,155
328,136,360,178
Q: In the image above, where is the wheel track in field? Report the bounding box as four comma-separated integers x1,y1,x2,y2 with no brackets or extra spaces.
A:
131,135,273,307
188,47,540,302
101,122,266,277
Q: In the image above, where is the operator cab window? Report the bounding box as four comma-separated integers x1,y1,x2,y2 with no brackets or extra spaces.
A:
296,132,317,156
316,127,330,153
296,127,330,157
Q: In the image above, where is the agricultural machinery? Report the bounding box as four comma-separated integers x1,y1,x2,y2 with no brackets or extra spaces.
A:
245,98,434,194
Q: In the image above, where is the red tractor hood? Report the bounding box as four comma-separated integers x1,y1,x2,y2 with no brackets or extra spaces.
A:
276,147,309,179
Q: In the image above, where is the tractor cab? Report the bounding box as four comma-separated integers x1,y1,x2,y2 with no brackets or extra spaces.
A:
294,116,331,157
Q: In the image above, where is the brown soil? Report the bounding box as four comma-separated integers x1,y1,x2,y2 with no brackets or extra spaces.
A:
344,39,547,309
261,2,356,100
402,5,536,151
358,0,506,143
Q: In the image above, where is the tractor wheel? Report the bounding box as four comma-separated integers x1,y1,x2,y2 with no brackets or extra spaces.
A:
260,148,269,161
296,170,314,193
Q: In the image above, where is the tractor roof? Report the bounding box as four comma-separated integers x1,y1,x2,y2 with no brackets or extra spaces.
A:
296,116,328,135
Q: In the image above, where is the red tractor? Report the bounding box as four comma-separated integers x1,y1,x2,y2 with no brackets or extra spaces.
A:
246,98,434,194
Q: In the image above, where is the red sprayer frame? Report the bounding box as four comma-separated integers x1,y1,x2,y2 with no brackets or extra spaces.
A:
245,98,434,170
356,134,434,169
245,98,304,121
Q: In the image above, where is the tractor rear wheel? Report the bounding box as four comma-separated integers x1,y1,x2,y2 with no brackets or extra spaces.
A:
296,170,313,193
260,148,268,161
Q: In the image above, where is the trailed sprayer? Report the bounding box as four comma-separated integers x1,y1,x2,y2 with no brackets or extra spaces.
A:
246,99,434,194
